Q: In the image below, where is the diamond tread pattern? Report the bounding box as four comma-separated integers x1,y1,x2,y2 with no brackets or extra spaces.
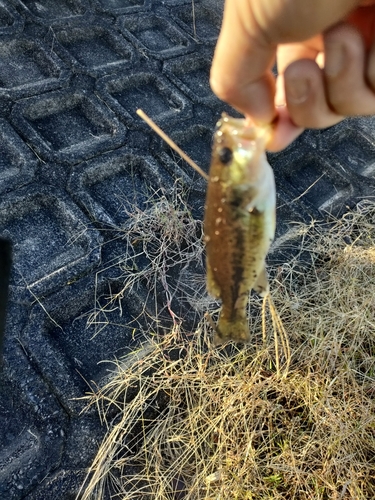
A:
0,1,375,498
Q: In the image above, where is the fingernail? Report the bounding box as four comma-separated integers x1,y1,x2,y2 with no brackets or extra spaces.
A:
325,42,345,77
286,78,309,104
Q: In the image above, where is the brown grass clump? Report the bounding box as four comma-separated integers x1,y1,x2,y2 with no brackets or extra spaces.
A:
79,200,375,500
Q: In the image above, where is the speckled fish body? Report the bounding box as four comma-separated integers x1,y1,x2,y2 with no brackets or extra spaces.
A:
204,114,276,345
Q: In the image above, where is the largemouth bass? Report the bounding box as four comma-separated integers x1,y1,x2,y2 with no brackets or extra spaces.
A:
204,114,276,345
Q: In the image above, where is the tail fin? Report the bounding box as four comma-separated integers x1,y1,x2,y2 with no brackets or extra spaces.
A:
214,315,250,346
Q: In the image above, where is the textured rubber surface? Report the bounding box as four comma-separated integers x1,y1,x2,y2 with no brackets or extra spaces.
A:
0,1,375,498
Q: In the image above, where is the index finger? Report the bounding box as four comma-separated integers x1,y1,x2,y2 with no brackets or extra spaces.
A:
210,0,277,124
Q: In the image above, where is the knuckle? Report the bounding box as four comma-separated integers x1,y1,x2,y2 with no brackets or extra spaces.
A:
326,93,348,113
289,107,341,129
327,86,375,115
367,48,375,92
367,67,375,91
291,114,318,129
209,73,237,103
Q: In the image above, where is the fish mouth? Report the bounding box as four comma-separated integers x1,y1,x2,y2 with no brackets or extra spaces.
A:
216,113,271,146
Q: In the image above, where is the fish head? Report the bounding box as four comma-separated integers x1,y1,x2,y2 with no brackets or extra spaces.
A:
211,113,271,186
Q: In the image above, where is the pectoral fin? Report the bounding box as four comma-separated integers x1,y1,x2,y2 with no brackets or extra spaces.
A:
253,265,269,297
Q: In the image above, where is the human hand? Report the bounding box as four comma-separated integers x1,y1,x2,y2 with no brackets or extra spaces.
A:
210,0,375,151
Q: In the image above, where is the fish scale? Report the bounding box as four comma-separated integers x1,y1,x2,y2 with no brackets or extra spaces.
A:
204,113,276,345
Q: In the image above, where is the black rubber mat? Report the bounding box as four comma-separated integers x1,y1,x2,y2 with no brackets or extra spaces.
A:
1,1,375,498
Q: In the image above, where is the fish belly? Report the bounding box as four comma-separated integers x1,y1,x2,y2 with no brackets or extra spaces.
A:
207,201,269,344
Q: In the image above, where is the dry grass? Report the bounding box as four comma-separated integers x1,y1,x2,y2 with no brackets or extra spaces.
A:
87,182,207,337
79,199,375,500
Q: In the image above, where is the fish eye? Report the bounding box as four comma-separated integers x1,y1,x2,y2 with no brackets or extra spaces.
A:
218,147,233,165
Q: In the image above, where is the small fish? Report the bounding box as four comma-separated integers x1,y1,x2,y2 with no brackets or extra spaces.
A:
204,113,276,345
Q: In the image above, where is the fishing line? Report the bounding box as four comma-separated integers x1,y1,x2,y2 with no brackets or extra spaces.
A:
136,109,209,181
